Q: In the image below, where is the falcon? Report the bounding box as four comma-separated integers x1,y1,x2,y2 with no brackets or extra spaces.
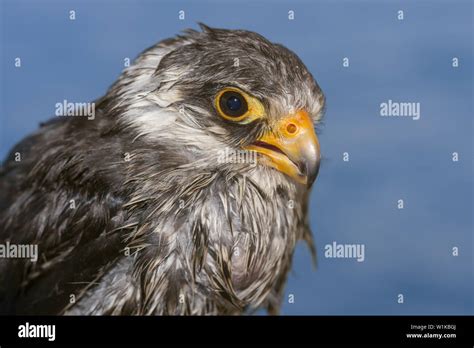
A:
0,24,325,315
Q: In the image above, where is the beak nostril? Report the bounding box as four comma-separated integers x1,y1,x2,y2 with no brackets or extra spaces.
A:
286,123,297,134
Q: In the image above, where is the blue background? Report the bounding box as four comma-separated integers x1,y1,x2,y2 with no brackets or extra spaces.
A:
1,0,472,315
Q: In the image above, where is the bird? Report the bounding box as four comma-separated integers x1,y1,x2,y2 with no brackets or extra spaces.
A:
0,24,325,315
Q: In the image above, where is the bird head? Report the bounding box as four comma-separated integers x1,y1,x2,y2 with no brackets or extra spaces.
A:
107,24,325,189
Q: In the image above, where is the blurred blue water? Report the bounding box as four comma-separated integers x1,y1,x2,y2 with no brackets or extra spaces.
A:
1,0,472,314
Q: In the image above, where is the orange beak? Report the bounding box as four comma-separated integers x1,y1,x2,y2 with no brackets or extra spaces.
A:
244,110,320,187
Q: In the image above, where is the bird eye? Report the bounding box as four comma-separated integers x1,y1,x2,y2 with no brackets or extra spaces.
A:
215,87,266,123
218,90,248,118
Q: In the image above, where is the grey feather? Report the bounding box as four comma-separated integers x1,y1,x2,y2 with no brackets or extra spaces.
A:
0,24,324,315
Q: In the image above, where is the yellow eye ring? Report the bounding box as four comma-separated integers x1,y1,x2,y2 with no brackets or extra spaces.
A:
215,87,265,123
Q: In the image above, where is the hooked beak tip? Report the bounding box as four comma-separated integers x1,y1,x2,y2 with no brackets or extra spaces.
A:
305,159,320,188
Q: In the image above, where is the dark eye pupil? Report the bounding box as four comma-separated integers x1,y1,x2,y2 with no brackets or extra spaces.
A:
226,96,242,111
219,91,248,118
